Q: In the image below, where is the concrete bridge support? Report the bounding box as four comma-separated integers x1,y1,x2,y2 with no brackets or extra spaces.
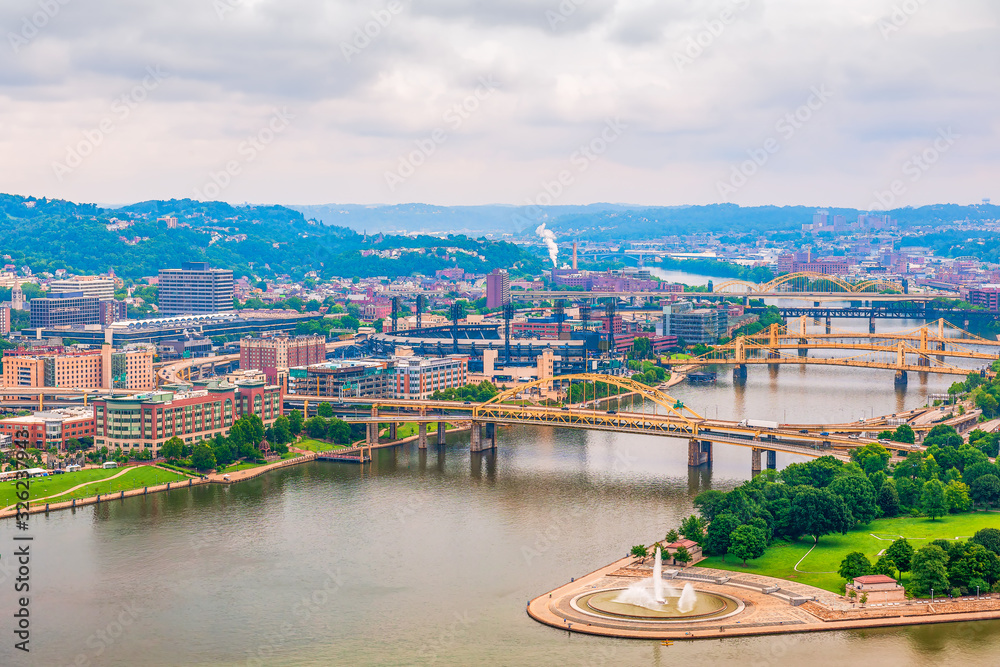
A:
825,317,832,334
418,423,428,449
366,422,379,446
470,422,497,452
894,370,908,386
751,447,762,476
767,449,777,470
437,422,447,445
389,422,398,440
869,317,876,334
752,448,777,476
688,439,713,467
733,364,748,384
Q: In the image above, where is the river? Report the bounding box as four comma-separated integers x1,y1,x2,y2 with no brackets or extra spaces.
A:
4,317,999,666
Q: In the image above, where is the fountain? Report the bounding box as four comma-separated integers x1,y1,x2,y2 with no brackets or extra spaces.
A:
575,546,742,623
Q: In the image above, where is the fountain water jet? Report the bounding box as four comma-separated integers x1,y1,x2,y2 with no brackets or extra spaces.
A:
678,582,697,614
653,547,665,603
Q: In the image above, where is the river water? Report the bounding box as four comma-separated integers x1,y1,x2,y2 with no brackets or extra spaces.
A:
4,317,1000,666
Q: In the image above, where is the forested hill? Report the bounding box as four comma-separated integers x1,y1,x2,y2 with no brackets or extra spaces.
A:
0,195,542,280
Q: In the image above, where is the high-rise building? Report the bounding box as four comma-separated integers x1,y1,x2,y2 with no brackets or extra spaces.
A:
48,277,116,301
1,344,156,390
486,269,510,310
158,262,235,315
240,335,327,383
29,292,101,328
0,306,9,335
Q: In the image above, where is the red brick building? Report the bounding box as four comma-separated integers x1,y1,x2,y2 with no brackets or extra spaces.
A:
240,335,326,383
0,407,96,451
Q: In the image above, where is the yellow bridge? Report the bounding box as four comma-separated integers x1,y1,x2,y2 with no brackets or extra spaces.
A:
673,319,998,384
712,271,906,295
290,374,946,473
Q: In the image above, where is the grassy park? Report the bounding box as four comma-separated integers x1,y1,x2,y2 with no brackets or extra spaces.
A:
698,512,1000,593
295,438,348,453
2,466,188,508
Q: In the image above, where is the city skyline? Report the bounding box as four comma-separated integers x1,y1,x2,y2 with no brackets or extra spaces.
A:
2,0,997,208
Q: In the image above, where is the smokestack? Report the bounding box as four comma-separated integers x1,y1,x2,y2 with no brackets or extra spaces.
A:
573,242,578,270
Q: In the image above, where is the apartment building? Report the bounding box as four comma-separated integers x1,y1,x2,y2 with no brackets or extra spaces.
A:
1,344,156,390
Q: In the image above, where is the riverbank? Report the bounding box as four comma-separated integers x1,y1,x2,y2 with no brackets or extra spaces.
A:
0,421,478,521
527,559,1000,640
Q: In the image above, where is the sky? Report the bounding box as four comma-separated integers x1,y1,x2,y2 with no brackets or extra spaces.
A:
1,0,997,209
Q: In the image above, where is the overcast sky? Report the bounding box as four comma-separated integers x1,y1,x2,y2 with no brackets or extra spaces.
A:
2,0,997,208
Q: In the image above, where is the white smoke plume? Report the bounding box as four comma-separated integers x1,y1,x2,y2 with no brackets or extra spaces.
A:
535,223,558,266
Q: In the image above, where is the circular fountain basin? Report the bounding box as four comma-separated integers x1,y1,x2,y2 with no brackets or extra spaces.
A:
572,588,743,623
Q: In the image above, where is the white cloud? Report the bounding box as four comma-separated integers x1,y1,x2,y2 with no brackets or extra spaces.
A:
0,0,996,208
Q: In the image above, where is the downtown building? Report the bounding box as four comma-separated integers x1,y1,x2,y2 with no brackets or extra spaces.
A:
486,269,510,309
1,344,156,391
286,360,394,399
392,355,469,400
240,335,327,383
93,378,282,456
0,407,96,451
158,262,235,316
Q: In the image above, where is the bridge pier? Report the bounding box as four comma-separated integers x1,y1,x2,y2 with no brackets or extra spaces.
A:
366,422,379,446
389,422,398,440
688,439,713,467
733,364,748,384
418,423,428,449
471,422,496,452
894,370,908,386
751,447,762,476
825,317,832,334
437,422,447,445
869,318,876,334
767,449,777,470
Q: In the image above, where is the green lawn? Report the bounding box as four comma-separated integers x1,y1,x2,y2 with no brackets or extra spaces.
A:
392,422,454,439
697,512,1000,594
2,466,188,508
296,438,347,453
218,461,266,474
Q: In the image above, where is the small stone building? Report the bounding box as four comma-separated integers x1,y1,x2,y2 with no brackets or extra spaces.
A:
663,538,703,567
847,574,906,603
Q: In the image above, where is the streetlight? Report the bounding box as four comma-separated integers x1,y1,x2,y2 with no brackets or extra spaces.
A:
977,585,980,600
930,588,934,603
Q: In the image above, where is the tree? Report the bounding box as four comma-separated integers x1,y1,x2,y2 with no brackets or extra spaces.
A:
859,592,869,606
271,416,292,445
851,443,891,475
665,529,679,543
288,409,304,435
910,545,950,596
305,416,328,438
326,418,352,445
728,525,767,565
787,487,852,543
873,554,897,577
877,479,902,518
944,480,972,513
892,424,916,444
970,528,1000,555
704,513,742,561
630,545,648,560
673,545,693,566
886,538,915,579
693,490,728,522
976,392,999,419
829,474,879,526
679,515,705,544
190,444,217,472
317,402,334,418
838,551,873,581
161,437,184,462
921,479,949,520
970,475,1000,508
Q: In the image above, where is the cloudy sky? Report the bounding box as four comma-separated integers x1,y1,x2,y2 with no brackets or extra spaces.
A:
2,0,997,208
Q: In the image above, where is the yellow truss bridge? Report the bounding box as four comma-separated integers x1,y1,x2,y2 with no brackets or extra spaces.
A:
676,319,998,381
713,272,904,295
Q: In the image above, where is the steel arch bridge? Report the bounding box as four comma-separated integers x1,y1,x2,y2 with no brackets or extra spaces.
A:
712,272,904,295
